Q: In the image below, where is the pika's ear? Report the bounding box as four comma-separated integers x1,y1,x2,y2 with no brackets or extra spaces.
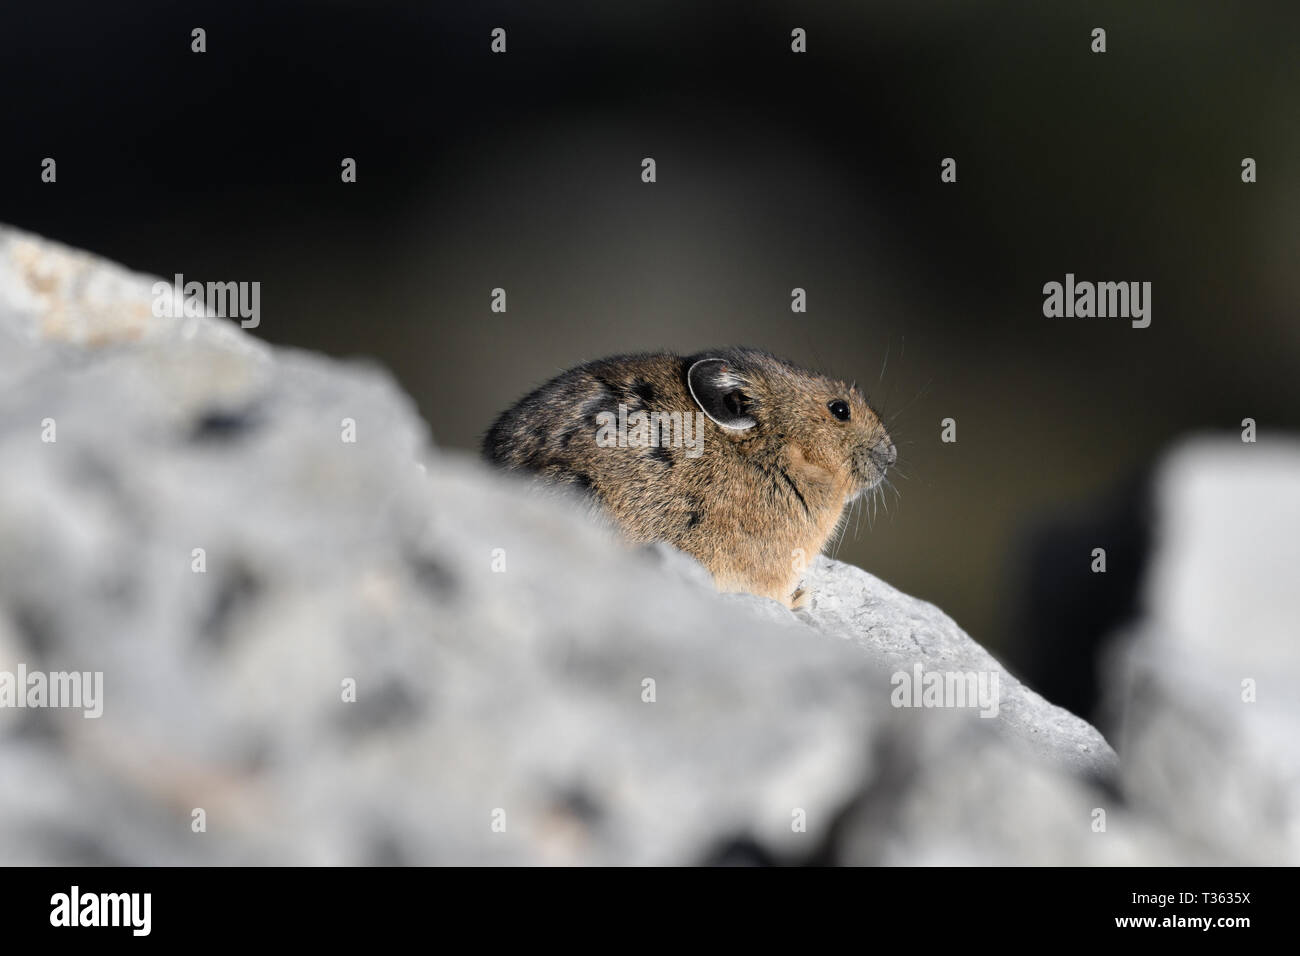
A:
687,358,756,430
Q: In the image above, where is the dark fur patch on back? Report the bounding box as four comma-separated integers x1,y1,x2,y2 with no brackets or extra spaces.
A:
630,379,656,407
567,471,599,499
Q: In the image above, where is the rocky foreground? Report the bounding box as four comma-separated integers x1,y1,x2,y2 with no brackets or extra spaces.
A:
0,225,1293,865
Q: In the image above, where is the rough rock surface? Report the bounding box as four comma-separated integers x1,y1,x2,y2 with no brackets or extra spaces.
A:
0,224,1288,865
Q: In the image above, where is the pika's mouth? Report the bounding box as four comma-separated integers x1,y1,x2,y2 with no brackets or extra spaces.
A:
851,438,897,497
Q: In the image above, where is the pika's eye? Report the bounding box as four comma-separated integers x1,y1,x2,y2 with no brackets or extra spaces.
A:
828,399,851,422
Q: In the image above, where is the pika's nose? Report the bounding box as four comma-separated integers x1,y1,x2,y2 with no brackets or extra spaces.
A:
870,439,897,471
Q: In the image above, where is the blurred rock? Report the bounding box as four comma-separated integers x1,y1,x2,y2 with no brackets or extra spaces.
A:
1102,437,1300,865
2,223,1258,866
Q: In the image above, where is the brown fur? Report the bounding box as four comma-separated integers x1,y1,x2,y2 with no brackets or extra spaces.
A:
482,347,895,607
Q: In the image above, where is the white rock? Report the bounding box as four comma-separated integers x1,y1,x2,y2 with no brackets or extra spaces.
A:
1105,437,1300,864
0,223,1187,866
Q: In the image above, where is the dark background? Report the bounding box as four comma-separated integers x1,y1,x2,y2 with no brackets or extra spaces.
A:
4,0,1296,719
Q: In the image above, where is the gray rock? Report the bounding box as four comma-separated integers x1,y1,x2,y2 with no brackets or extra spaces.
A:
801,556,1116,780
3,223,1263,866
1102,437,1300,865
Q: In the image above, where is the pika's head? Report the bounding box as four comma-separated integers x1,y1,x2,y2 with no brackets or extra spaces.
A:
686,347,896,502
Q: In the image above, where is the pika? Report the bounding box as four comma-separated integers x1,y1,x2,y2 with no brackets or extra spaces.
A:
483,347,896,607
